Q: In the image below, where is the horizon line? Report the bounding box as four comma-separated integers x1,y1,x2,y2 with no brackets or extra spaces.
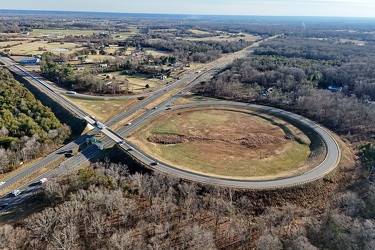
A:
1,9,375,19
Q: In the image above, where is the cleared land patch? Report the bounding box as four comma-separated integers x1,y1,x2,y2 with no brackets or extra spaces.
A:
128,106,326,180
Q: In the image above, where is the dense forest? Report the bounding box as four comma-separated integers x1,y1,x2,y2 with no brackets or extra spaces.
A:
0,68,70,174
126,34,252,63
1,160,374,249
197,36,375,136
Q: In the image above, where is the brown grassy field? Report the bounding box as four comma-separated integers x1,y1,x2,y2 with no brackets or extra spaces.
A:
64,96,135,122
30,29,107,37
144,48,173,58
98,72,168,93
189,29,212,35
127,106,324,180
10,41,83,55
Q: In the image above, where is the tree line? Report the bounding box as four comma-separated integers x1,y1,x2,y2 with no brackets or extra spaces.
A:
0,68,70,174
1,160,374,250
197,36,375,136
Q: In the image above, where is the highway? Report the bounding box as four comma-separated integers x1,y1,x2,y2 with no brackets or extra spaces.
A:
0,53,222,212
0,36,340,212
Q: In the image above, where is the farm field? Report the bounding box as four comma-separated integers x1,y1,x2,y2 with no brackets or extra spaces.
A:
30,29,108,37
9,41,83,55
127,106,325,180
96,71,171,93
0,40,25,48
189,29,212,35
144,47,173,58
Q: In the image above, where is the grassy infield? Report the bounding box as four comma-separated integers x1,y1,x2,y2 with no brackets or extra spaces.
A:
127,106,325,180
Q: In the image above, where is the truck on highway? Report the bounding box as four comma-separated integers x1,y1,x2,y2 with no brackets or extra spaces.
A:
96,121,106,129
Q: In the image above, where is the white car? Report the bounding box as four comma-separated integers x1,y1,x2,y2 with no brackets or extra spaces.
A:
12,189,21,196
40,178,48,184
0,181,5,186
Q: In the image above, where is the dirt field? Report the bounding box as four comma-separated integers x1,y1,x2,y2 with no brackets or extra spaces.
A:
127,106,324,180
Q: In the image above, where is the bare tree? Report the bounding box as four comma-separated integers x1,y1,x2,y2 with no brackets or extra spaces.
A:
181,224,217,250
44,179,69,203
255,232,282,250
107,229,140,250
0,147,10,174
0,224,31,250
25,207,58,242
49,222,80,250
0,126,9,137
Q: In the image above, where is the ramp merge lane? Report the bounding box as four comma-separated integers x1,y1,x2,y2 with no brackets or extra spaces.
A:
119,101,341,189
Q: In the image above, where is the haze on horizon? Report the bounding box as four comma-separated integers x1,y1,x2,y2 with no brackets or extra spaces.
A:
2,0,375,18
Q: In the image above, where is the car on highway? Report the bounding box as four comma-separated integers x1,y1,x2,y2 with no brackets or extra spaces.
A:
66,91,77,94
0,181,5,186
12,189,21,196
150,162,158,166
126,122,132,125
40,178,48,184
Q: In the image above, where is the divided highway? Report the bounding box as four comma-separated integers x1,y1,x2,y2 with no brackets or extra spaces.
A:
0,37,341,213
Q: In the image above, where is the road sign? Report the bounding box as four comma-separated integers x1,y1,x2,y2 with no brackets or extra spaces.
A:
89,138,102,143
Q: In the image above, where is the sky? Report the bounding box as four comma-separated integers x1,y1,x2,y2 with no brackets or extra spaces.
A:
1,0,375,17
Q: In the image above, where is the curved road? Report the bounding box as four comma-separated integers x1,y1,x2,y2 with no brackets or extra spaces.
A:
0,33,339,195
121,101,341,189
